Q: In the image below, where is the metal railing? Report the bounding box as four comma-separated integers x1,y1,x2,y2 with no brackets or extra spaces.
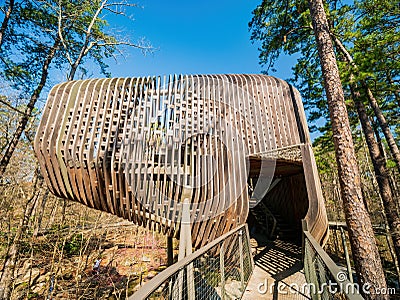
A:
130,224,254,300
303,228,364,300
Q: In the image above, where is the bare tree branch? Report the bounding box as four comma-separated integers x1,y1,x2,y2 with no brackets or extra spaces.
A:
0,97,30,116
57,0,73,66
0,0,15,50
66,0,107,80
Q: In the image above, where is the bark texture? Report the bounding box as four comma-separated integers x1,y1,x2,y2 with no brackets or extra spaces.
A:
363,83,400,175
308,0,388,298
330,33,400,175
332,35,400,263
352,85,400,266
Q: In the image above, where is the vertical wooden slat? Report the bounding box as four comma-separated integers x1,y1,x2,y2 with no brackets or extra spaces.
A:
37,82,66,196
34,74,329,247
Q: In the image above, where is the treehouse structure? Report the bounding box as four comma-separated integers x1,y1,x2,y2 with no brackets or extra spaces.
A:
34,74,328,249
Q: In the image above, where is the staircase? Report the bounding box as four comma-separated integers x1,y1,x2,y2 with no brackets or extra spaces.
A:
130,223,363,300
249,203,302,243
249,202,277,240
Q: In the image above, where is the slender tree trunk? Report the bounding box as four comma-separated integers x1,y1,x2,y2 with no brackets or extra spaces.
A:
0,0,14,50
61,1,107,81
309,0,388,298
33,189,49,237
0,38,60,177
0,174,42,299
0,237,19,299
362,83,400,174
372,121,400,212
330,33,400,175
68,63,79,81
351,84,400,266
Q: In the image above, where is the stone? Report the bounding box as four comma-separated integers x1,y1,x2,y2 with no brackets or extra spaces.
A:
15,268,40,286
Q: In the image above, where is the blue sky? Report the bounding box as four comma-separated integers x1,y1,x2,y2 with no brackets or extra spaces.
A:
105,0,296,80
106,0,324,139
102,1,320,137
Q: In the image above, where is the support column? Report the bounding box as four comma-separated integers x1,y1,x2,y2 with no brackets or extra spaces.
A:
340,227,354,283
167,236,173,266
174,199,195,300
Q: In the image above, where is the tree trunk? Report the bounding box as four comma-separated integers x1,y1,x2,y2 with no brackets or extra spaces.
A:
68,63,79,81
351,84,400,266
0,38,60,177
330,32,400,175
0,175,42,299
0,0,14,49
363,83,400,175
33,189,49,237
308,0,388,298
0,239,18,299
372,121,400,212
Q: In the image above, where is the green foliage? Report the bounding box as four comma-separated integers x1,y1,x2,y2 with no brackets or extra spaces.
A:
0,0,144,93
249,0,400,160
28,292,40,299
249,0,337,143
249,0,314,72
0,0,149,177
62,233,85,257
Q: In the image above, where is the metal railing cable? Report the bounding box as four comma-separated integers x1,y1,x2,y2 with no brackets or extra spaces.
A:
303,227,364,300
130,223,254,300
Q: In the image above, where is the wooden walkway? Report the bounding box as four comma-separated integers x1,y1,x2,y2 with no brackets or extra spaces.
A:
243,238,310,300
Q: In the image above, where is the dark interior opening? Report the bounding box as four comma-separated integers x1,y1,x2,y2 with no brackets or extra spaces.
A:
246,157,309,246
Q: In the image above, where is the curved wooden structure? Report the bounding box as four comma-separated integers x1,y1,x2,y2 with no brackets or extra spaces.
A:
34,74,328,248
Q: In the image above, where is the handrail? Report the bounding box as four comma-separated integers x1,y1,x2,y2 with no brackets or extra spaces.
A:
303,230,364,300
328,221,387,235
132,223,366,299
130,223,253,299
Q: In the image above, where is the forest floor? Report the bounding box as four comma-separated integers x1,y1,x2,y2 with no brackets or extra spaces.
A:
1,207,172,300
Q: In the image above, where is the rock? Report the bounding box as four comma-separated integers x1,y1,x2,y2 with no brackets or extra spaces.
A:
15,268,40,286
214,280,242,299
146,271,157,279
124,258,136,266
142,255,151,262
37,271,52,283
225,280,242,298
16,259,31,278
32,282,46,294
